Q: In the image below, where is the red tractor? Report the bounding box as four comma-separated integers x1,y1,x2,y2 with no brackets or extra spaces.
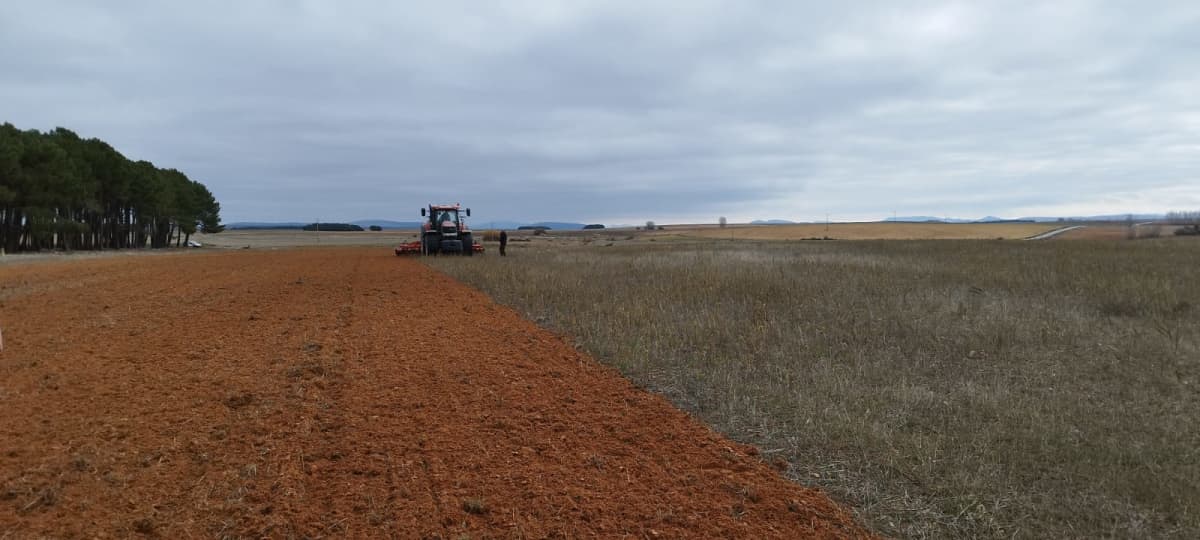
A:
395,203,484,256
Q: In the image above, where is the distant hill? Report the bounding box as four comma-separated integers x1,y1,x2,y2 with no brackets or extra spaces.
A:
350,219,423,229
885,214,1166,223
750,219,797,225
884,216,974,223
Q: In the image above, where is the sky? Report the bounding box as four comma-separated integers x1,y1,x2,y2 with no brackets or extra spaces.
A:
2,1,1198,225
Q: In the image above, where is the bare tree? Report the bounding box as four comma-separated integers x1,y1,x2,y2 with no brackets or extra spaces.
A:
719,216,727,228
1167,210,1200,235
646,220,656,230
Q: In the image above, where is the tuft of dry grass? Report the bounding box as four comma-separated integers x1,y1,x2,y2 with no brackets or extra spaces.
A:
462,498,487,515
222,391,255,410
132,517,156,535
430,238,1200,539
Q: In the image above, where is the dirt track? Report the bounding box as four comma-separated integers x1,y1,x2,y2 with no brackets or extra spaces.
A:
0,248,870,538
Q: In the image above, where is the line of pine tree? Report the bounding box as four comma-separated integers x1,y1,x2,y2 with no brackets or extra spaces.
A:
0,123,222,253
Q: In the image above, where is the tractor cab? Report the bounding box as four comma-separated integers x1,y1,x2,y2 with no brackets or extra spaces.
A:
430,208,461,234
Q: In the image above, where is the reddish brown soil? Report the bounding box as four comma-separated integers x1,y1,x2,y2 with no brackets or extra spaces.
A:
0,248,872,538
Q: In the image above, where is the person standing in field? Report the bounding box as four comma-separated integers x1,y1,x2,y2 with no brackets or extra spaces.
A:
499,230,508,256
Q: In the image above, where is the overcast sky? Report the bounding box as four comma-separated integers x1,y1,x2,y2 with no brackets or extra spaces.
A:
2,1,1197,224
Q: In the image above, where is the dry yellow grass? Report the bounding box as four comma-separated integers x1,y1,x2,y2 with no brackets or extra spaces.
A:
1055,224,1180,240
431,238,1200,539
674,222,1059,240
1054,225,1129,240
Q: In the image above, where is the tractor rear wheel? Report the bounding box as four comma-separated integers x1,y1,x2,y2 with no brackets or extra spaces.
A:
462,234,474,256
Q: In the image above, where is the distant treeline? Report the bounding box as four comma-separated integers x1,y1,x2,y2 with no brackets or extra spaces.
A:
302,223,363,231
229,225,305,230
0,123,222,253
1167,211,1200,235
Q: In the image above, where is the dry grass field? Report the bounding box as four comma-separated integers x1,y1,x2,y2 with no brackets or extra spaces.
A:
182,222,1067,252
188,222,1065,249
668,222,1060,240
1052,225,1129,240
1053,224,1180,240
430,237,1200,539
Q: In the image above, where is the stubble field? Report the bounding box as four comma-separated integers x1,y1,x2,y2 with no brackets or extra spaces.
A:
431,236,1200,539
661,222,1060,240
186,222,1064,252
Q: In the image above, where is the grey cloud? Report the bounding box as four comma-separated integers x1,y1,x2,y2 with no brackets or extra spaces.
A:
2,1,1197,224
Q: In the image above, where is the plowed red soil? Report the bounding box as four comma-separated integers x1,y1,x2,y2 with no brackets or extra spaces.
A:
0,248,872,538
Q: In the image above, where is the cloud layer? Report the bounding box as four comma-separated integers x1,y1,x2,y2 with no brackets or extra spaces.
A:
3,1,1197,223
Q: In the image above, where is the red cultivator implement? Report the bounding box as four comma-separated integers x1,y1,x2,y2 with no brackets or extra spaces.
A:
394,241,422,255
394,240,483,255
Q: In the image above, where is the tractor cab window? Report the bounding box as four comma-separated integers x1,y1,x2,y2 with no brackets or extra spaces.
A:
437,210,458,224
